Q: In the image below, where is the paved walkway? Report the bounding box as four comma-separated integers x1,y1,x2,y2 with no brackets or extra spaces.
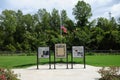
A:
13,64,101,80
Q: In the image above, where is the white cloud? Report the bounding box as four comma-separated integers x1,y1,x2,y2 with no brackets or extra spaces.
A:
90,0,112,19
4,0,79,19
111,3,120,18
0,0,120,20
7,0,76,10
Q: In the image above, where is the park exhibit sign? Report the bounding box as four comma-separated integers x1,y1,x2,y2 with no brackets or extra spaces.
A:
72,46,84,57
38,47,49,58
37,45,86,69
55,44,66,58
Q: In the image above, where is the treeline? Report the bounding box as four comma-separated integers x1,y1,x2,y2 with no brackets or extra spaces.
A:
0,1,120,52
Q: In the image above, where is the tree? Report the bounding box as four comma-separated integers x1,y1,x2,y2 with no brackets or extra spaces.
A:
118,17,120,31
50,8,60,31
73,1,92,28
109,17,118,30
61,10,69,26
96,17,118,31
96,17,109,31
96,17,120,50
0,18,4,50
99,30,120,50
37,9,51,30
13,10,25,51
0,10,17,51
0,7,120,51
90,27,104,50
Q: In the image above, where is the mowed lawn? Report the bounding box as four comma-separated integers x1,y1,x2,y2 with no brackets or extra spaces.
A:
0,56,36,68
0,55,120,68
86,55,120,66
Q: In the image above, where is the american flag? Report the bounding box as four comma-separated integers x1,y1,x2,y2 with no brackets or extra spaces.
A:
61,26,67,33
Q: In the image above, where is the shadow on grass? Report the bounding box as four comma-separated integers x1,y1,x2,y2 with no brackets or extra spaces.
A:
40,61,83,64
13,61,83,68
14,63,36,68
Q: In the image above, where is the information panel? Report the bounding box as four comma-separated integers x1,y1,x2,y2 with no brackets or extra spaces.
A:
38,47,49,58
72,46,84,57
55,44,66,58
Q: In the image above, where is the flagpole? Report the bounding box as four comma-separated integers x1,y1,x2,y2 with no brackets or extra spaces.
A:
60,10,62,43
60,10,63,62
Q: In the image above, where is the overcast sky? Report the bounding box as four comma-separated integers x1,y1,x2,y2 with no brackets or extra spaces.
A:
0,0,120,20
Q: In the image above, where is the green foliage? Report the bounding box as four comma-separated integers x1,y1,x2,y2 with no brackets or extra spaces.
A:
90,27,104,49
0,68,19,80
86,52,95,55
98,67,120,80
0,0,120,52
73,1,92,27
50,8,60,31
6,44,16,52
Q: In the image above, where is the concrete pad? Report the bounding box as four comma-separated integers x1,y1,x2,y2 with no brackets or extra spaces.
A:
13,64,101,80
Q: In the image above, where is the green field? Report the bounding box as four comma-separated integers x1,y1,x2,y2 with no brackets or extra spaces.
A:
0,55,120,68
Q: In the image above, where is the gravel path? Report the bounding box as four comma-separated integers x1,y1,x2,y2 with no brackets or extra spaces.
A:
13,64,101,80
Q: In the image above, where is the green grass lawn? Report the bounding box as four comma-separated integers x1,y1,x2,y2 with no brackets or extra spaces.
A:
0,55,120,68
0,56,36,68
86,55,120,66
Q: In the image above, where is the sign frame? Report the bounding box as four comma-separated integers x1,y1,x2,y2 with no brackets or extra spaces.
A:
71,46,86,69
72,46,84,58
37,47,51,69
38,47,49,58
55,44,66,58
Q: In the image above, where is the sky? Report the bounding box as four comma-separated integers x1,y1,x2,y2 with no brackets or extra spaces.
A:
0,0,120,20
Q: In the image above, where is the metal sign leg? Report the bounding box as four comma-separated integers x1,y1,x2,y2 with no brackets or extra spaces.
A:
71,52,73,69
66,53,68,69
49,50,51,69
84,48,86,69
37,49,39,69
54,51,56,69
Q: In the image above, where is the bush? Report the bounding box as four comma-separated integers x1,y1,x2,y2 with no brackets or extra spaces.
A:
6,44,16,52
0,68,20,80
98,67,120,80
86,52,95,55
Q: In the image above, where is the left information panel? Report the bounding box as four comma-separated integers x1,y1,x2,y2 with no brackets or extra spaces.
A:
38,47,49,58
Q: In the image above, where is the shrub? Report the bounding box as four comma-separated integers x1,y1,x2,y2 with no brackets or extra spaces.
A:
86,52,95,55
6,44,16,52
0,68,20,80
98,67,120,80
